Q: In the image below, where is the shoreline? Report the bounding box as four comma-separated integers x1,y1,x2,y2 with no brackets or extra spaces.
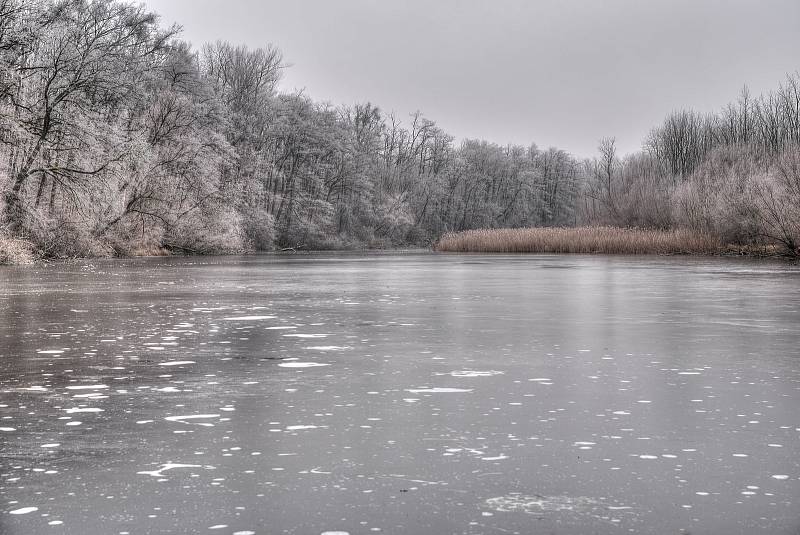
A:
1,244,796,267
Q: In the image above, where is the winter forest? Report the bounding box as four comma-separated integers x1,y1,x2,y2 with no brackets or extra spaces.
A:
1,0,799,260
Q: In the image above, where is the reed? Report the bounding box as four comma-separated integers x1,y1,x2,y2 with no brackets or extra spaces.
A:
434,226,722,255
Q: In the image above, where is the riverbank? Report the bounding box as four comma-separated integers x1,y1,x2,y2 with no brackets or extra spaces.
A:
434,227,791,257
3,226,794,266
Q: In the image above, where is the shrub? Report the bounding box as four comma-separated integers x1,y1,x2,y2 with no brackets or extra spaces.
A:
0,233,37,265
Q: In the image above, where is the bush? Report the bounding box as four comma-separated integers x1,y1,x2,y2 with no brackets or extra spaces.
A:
165,207,247,255
240,206,276,251
21,210,112,259
0,233,37,264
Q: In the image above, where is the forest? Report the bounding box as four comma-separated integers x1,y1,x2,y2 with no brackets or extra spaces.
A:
1,0,798,262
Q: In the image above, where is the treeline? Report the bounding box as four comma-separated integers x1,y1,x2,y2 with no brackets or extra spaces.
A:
1,0,797,261
583,81,800,255
0,0,583,258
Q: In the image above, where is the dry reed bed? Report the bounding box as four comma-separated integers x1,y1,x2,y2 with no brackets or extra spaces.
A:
435,227,722,255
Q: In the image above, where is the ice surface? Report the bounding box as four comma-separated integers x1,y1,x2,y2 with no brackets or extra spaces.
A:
1,254,799,535
278,362,330,368
405,387,472,393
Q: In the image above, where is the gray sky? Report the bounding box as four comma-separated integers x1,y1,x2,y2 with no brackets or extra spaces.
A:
143,0,800,158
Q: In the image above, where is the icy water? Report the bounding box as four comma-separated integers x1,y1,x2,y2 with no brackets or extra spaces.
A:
1,253,799,535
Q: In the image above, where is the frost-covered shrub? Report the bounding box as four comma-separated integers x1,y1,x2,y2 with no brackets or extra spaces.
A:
22,209,111,259
240,206,276,251
166,207,246,255
672,146,764,245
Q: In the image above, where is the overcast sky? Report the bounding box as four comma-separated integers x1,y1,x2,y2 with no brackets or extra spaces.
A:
143,0,800,158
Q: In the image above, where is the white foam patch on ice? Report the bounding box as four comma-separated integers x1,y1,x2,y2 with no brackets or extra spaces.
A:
165,414,220,425
450,370,504,378
37,350,64,354
482,454,509,461
158,361,195,366
222,316,276,321
278,362,330,368
9,506,38,515
0,427,16,431
286,425,319,430
64,407,103,414
305,346,350,351
320,532,350,535
65,384,108,390
40,443,60,448
486,494,612,515
406,388,472,393
772,475,789,480
282,334,330,338
137,463,205,478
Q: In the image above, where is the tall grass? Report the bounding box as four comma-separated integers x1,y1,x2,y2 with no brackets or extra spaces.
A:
434,226,722,255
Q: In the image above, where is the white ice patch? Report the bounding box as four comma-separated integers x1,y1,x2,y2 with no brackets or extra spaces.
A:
450,370,504,378
65,384,108,390
278,362,330,368
286,425,319,431
222,316,276,321
305,346,350,351
486,494,615,515
482,454,509,461
772,475,789,480
9,507,38,515
405,388,472,393
137,463,206,478
37,350,64,354
165,414,220,426
320,532,350,535
0,427,16,431
282,334,330,338
64,407,103,414
158,361,196,366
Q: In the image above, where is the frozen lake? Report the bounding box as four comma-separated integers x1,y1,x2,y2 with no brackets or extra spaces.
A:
1,253,799,534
